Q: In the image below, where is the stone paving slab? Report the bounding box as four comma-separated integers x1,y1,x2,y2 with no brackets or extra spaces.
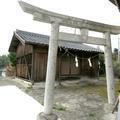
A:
0,85,43,120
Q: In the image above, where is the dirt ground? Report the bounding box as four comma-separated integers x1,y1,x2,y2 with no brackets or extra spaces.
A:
0,76,118,120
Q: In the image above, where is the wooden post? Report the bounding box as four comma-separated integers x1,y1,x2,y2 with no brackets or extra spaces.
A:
44,22,59,114
23,45,31,80
104,32,115,104
31,46,35,84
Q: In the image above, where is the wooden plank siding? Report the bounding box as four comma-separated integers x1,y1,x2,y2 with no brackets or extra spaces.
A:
33,45,48,82
16,54,32,79
16,43,33,80
16,43,33,57
33,52,47,82
32,46,99,82
16,44,99,82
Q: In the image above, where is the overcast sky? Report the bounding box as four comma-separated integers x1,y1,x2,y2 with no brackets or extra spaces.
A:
0,0,120,55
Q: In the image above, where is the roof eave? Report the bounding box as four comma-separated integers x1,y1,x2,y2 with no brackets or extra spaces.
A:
8,31,25,53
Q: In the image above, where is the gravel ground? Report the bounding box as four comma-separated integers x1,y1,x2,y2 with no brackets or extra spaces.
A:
0,77,117,120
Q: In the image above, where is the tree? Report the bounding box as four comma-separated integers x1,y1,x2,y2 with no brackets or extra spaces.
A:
8,52,17,67
0,55,9,68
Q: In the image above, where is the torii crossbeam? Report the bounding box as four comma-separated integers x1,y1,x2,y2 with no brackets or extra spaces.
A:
19,1,120,120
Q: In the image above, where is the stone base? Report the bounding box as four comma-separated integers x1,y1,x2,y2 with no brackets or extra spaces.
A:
37,112,58,120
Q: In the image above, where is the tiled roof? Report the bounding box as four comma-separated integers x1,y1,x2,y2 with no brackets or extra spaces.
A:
10,30,103,53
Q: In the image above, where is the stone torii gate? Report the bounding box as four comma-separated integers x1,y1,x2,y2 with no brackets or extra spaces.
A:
19,1,120,119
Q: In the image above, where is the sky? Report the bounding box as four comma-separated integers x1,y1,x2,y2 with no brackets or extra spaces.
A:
0,0,120,55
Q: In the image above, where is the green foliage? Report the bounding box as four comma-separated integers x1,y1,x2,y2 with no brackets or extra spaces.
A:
113,61,120,78
0,52,17,69
0,55,9,68
99,48,120,77
112,48,120,78
8,52,17,67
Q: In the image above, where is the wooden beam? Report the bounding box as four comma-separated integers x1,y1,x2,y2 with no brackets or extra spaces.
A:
59,32,106,45
15,32,25,46
19,1,120,34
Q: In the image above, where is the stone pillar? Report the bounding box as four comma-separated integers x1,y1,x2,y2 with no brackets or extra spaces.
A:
80,28,88,36
104,32,115,104
80,28,89,42
44,22,59,114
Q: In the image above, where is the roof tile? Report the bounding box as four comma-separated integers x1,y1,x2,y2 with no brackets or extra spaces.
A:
16,30,102,53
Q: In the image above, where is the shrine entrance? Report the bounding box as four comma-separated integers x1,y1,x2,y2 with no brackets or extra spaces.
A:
19,1,120,119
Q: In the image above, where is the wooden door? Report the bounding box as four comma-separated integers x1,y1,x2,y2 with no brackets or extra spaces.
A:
34,53,47,82
60,55,70,76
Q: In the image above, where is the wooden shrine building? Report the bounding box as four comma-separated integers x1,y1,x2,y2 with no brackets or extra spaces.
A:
9,30,102,82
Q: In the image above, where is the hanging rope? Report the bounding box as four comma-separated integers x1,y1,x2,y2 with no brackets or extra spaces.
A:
88,58,92,67
63,48,99,60
75,56,79,67
60,47,100,68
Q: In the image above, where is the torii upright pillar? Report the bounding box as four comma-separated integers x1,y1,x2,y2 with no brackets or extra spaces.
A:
37,21,59,120
44,21,59,114
18,1,120,118
104,32,115,104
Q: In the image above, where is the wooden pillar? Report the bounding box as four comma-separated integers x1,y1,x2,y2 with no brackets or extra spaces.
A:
44,21,59,114
31,46,35,84
104,32,115,104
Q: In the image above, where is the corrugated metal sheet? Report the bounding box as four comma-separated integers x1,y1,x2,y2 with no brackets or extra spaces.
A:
10,29,103,53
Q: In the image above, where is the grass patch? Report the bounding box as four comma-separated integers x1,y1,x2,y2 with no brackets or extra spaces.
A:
79,77,120,99
89,113,96,117
89,113,98,120
53,104,66,111
25,86,33,93
76,83,107,99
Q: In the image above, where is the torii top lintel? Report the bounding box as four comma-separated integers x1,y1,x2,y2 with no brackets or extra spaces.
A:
19,1,120,34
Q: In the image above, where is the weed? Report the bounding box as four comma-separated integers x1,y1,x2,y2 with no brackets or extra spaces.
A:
53,104,66,111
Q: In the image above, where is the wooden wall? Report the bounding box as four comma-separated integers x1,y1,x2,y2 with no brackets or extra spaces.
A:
16,43,33,79
32,45,99,82
16,43,99,82
32,45,48,82
16,43,33,57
